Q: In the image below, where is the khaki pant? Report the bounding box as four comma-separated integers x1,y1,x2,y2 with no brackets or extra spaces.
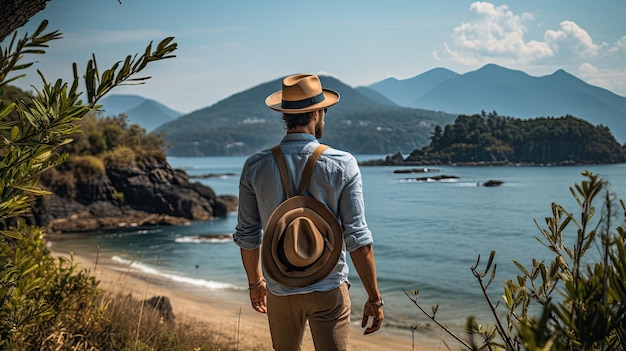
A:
267,283,351,351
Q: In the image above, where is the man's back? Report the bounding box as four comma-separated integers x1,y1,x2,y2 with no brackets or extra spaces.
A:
234,73,383,350
235,133,371,296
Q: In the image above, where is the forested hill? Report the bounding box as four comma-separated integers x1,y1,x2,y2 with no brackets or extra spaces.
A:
154,76,458,156
377,112,626,166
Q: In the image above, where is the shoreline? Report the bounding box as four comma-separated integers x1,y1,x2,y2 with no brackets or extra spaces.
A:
47,238,449,351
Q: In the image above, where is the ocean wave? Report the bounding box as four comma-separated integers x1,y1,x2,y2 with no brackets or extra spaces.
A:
398,177,460,183
111,255,243,290
136,229,162,235
105,228,164,238
457,182,480,187
175,234,233,244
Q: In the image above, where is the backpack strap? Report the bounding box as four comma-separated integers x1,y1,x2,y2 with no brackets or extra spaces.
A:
297,145,329,195
271,144,329,198
272,146,293,198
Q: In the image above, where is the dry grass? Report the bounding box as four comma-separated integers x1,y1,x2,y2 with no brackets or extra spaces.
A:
0,226,259,351
98,289,227,351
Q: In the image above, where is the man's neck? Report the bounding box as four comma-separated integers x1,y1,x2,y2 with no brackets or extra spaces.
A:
286,125,315,135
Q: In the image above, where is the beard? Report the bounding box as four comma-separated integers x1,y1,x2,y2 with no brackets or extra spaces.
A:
315,120,324,139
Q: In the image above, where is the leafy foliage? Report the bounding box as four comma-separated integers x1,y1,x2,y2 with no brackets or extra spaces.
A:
407,111,626,164
0,220,226,351
60,112,168,161
0,221,101,350
0,20,176,234
0,18,236,351
406,171,626,350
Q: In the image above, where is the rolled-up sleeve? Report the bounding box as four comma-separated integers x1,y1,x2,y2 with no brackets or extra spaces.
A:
233,162,263,250
339,160,373,252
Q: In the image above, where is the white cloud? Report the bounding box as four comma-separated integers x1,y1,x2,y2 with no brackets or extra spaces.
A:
443,42,484,66
437,1,612,67
432,1,626,97
431,50,440,62
579,62,599,75
578,63,626,97
609,35,626,54
544,21,601,59
441,2,552,65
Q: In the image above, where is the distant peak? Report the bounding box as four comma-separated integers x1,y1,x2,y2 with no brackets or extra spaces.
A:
482,63,502,69
551,68,569,76
381,76,400,83
476,63,521,73
547,68,577,79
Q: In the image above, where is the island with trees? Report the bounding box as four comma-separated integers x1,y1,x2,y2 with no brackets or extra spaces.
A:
362,111,626,166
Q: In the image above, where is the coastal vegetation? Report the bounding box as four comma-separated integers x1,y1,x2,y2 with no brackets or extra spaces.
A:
407,171,626,350
1,222,226,351
3,84,234,235
40,111,167,204
0,19,232,351
4,85,169,185
409,111,626,165
363,110,626,166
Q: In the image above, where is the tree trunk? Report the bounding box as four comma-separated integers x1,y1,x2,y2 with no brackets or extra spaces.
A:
0,0,50,42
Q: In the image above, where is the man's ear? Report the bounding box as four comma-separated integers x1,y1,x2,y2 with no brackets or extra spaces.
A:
311,110,320,121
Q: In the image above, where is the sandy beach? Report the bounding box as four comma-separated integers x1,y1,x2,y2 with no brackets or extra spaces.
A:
47,241,450,351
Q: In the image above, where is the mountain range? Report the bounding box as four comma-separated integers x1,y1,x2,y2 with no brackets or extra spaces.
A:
106,64,626,156
152,76,456,156
98,94,182,132
368,64,626,143
368,67,460,106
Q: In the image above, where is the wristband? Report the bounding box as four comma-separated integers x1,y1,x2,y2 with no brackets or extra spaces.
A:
248,278,265,289
367,298,384,308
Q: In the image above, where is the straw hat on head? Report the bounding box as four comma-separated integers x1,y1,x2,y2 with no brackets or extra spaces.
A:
262,196,343,289
265,74,340,114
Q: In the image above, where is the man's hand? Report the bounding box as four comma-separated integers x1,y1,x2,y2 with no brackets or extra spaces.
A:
249,279,267,313
361,300,384,334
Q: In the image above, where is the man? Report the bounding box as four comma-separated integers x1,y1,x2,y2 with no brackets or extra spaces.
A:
233,73,383,351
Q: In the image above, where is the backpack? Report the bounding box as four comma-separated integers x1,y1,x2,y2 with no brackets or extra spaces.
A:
261,144,343,288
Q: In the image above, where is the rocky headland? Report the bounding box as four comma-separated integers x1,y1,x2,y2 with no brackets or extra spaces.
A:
16,155,238,233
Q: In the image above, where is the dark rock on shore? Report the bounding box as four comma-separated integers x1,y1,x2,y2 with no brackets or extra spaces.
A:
359,150,618,167
402,174,460,182
23,155,238,234
393,167,440,174
480,180,504,187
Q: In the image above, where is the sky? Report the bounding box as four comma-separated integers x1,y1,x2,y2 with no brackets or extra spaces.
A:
7,0,626,114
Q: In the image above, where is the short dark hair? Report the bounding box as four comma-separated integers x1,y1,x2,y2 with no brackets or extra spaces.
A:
282,112,314,130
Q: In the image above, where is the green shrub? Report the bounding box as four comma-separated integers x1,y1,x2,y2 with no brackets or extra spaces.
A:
0,17,181,351
39,167,77,198
407,171,626,350
102,146,137,167
0,220,102,350
70,155,106,175
0,222,229,350
113,191,125,202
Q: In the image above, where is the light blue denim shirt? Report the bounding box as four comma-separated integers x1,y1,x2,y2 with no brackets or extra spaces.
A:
233,133,373,296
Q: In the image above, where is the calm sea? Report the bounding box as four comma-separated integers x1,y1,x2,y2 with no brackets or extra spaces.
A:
49,156,626,335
